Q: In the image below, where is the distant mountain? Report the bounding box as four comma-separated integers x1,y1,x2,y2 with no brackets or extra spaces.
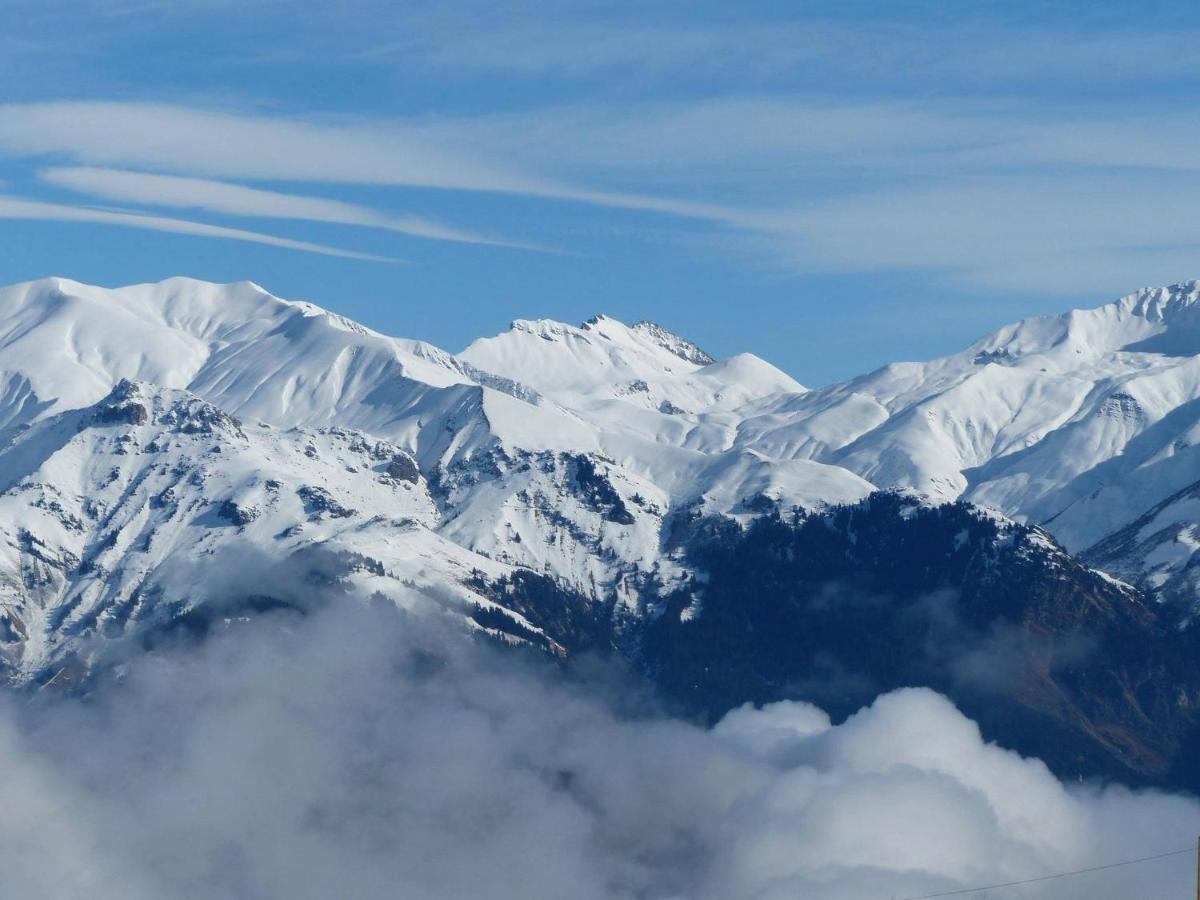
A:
7,276,1200,786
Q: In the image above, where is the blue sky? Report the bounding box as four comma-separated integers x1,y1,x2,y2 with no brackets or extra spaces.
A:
3,0,1200,384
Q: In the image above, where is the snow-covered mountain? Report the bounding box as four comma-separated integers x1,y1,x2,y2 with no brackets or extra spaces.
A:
0,276,878,681
6,275,1200,690
462,280,1200,592
11,274,1200,787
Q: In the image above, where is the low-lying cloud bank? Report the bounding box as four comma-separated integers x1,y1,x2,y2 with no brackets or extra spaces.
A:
2,603,1197,900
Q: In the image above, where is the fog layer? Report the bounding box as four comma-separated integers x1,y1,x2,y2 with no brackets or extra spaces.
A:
2,602,1196,900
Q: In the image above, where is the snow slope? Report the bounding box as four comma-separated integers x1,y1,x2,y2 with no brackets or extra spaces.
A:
0,278,870,604
733,282,1200,550
0,379,543,679
6,274,1200,679
460,281,1200,567
0,278,870,679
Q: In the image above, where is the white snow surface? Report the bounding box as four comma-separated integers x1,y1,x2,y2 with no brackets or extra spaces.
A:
6,275,1200,671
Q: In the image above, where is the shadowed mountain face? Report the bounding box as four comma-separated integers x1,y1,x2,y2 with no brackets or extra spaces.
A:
480,492,1200,790
644,495,1200,789
1083,477,1200,610
8,277,1200,791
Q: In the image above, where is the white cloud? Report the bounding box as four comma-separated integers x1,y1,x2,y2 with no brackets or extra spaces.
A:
0,101,748,225
0,102,573,197
781,174,1200,294
0,195,395,262
39,167,534,249
5,99,1200,293
405,97,990,176
2,597,1196,900
408,97,1200,183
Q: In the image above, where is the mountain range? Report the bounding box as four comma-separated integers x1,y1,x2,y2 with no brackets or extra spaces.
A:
5,275,1200,787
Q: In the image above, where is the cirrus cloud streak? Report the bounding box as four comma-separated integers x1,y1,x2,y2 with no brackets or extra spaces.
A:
39,166,539,249
0,195,397,262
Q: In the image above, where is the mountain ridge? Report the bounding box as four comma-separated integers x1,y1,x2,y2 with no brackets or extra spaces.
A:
9,274,1200,568
7,275,1200,785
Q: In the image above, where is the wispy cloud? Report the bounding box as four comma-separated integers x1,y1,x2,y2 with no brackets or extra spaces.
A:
0,102,571,197
4,98,1200,293
0,101,753,224
403,99,1200,292
6,98,1192,206
406,97,1200,181
391,18,1200,87
39,167,536,249
0,196,395,262
780,174,1200,294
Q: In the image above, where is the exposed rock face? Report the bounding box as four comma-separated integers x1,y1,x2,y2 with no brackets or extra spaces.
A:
631,320,716,365
93,380,149,427
385,453,419,484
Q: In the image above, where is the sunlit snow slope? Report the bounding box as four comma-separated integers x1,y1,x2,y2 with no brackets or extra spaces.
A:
5,275,1200,677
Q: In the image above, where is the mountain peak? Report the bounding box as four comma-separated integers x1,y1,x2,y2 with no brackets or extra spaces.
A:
631,320,715,366
573,314,715,366
953,276,1200,366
